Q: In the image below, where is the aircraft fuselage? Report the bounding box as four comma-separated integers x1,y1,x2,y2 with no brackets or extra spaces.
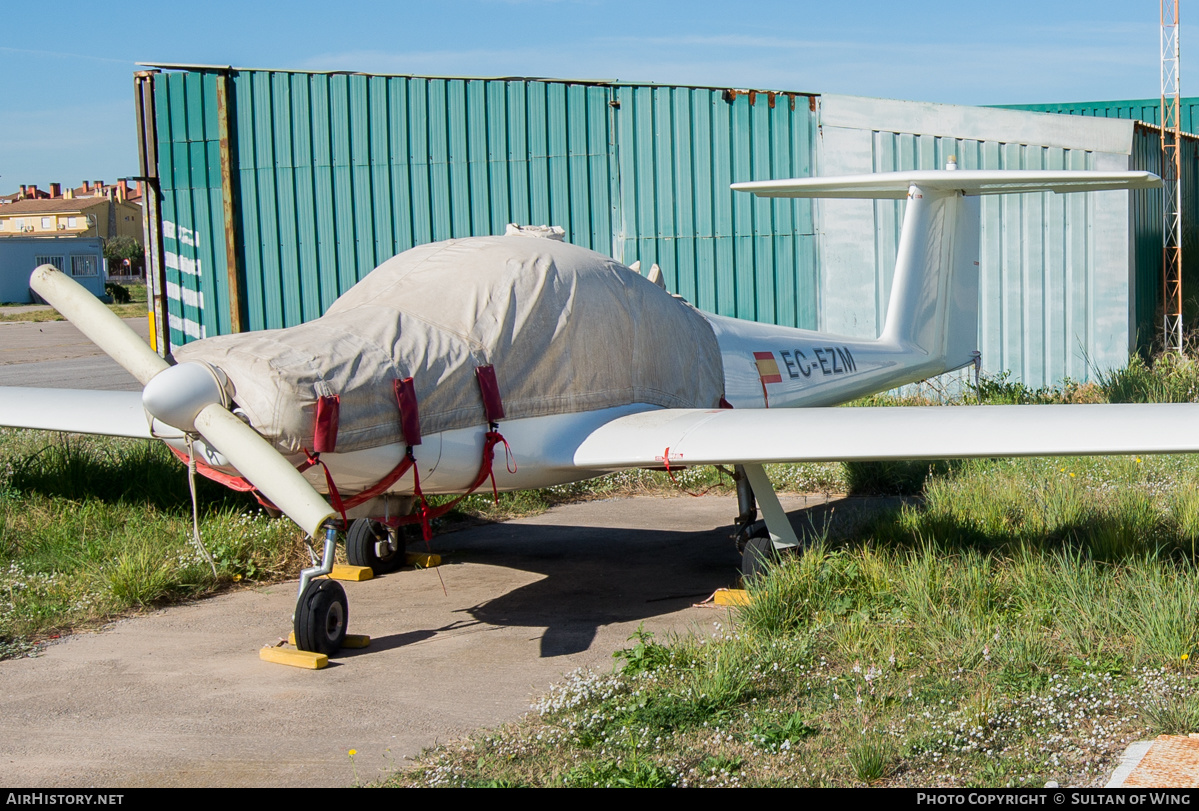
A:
161,302,964,499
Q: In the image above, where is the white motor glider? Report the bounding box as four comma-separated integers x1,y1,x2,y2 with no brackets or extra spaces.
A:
0,165,1179,655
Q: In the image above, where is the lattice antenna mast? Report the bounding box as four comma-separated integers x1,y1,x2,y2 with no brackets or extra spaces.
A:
1163,0,1184,353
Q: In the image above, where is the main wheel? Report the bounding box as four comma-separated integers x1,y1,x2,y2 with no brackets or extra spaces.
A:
346,518,403,574
294,579,348,655
740,533,778,581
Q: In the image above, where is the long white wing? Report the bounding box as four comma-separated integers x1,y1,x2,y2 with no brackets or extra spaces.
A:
0,387,153,439
573,404,1199,468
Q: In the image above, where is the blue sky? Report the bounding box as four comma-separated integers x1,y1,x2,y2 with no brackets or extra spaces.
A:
0,1,1186,194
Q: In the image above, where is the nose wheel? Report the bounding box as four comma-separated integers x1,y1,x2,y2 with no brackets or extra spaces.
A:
290,523,350,655
294,578,348,655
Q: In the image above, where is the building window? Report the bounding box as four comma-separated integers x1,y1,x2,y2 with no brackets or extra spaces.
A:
34,255,65,271
41,217,52,230
70,255,98,277
67,216,78,228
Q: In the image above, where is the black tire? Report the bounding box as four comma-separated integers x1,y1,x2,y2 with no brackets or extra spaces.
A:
294,579,348,655
345,518,403,574
741,533,778,581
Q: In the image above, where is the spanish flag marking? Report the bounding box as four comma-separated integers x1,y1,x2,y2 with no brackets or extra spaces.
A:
753,351,783,384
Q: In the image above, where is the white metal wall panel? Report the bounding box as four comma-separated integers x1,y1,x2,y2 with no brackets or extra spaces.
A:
816,95,1137,390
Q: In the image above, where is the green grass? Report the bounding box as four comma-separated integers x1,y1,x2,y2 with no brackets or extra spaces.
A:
1100,352,1199,404
857,455,1199,562
0,429,307,652
0,304,148,322
389,532,1199,788
384,356,1199,788
0,283,148,322
427,460,845,525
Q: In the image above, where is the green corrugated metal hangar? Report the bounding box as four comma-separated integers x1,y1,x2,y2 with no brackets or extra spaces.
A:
135,66,1198,390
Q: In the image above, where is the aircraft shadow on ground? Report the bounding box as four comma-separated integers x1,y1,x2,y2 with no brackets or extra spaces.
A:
359,497,903,658
432,520,739,656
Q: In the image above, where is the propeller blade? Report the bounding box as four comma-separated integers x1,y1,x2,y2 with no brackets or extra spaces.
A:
30,265,169,386
193,404,334,538
143,365,335,535
30,265,335,537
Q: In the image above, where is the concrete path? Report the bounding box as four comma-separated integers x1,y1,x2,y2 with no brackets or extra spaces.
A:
0,318,146,391
0,310,783,787
0,494,833,788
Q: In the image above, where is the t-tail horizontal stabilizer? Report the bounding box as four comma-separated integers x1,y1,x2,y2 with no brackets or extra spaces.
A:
732,170,1162,199
732,169,1162,384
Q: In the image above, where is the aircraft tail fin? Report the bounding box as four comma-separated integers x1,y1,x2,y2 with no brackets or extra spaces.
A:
735,167,1160,377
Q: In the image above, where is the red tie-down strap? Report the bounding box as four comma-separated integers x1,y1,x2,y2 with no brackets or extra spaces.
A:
295,379,424,524
395,377,422,447
319,371,514,541
379,430,512,541
475,365,505,424
302,448,348,525
169,446,257,492
172,370,516,537
660,396,733,497
660,444,732,498
379,367,515,540
168,393,409,521
168,445,302,513
313,393,340,453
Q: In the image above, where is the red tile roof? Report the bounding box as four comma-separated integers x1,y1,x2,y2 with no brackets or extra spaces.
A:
0,198,111,215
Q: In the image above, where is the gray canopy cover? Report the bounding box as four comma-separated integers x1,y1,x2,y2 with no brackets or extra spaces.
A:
175,237,726,454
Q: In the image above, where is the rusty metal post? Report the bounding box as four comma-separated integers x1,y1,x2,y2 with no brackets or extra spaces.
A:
216,72,245,333
133,70,170,358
